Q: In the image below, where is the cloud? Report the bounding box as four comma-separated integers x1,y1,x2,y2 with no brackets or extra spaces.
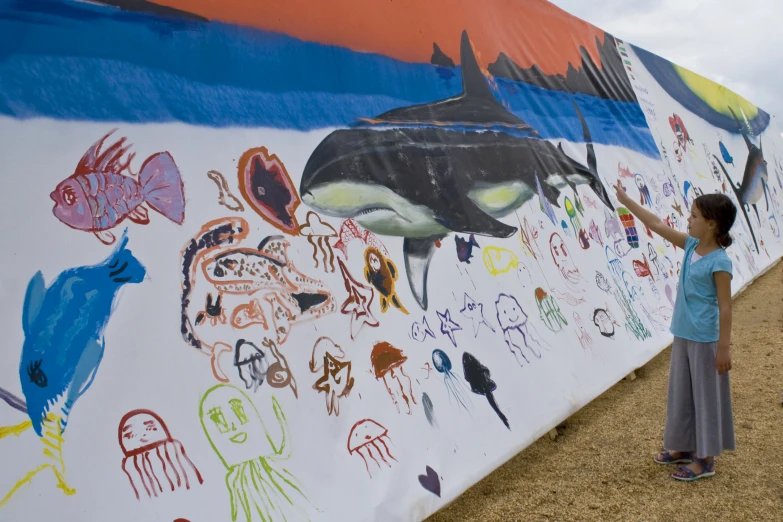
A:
548,0,783,120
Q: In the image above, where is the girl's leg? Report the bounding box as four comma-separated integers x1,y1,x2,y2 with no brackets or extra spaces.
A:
687,339,736,460
662,337,696,456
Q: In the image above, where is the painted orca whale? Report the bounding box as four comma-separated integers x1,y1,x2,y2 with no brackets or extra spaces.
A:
300,30,614,310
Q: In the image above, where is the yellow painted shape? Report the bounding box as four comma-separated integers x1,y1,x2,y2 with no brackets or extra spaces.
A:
673,64,759,119
482,247,519,276
0,420,32,440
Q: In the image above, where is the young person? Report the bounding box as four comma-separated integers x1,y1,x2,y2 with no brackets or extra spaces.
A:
613,182,737,481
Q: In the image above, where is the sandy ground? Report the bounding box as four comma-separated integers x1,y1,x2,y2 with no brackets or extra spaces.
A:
427,261,783,522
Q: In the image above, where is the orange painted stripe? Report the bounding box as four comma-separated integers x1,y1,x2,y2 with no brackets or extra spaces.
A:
156,0,606,76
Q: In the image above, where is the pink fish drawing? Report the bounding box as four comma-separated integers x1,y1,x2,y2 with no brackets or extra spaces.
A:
51,129,186,245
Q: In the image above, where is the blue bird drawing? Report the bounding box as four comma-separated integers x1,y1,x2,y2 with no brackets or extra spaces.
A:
0,230,145,507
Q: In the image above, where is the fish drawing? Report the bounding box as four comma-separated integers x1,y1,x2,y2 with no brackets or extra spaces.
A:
712,106,769,252
300,30,614,310
19,230,147,437
455,234,479,263
51,129,186,245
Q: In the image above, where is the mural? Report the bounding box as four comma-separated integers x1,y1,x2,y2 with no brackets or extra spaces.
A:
1,1,782,521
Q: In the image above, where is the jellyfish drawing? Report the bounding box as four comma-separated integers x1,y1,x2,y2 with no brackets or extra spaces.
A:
534,288,568,332
118,410,203,501
635,173,653,207
495,293,548,366
431,349,473,413
199,385,315,522
234,339,269,392
573,312,595,353
347,419,397,478
370,342,416,414
298,211,337,272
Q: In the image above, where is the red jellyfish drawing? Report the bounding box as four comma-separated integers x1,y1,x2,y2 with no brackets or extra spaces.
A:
118,409,203,500
370,342,416,415
347,419,397,478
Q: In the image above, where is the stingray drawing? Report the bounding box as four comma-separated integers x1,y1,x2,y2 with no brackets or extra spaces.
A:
300,30,615,310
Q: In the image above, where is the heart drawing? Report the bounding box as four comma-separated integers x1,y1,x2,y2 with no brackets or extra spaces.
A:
418,465,441,497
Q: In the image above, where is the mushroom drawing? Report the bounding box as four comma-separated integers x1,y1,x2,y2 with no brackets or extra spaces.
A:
347,419,397,478
299,211,338,272
370,342,416,415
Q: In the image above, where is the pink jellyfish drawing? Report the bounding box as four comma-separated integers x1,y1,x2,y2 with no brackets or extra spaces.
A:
118,409,203,500
299,211,338,272
347,419,397,478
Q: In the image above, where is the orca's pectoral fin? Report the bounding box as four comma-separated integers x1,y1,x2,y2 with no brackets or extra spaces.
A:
437,197,518,238
403,236,445,311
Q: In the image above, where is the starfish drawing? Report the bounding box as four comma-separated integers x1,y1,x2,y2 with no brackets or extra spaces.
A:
459,293,495,337
337,258,379,339
437,308,462,347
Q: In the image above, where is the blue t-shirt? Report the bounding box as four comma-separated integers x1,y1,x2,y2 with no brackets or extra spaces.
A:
669,235,733,342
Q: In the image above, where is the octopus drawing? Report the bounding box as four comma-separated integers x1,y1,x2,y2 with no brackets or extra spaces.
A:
118,409,203,500
347,419,397,478
370,342,416,414
199,385,315,522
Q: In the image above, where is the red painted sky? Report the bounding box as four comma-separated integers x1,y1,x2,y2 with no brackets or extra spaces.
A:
158,0,607,75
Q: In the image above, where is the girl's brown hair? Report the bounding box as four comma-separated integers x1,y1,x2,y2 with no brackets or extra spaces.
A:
693,193,738,248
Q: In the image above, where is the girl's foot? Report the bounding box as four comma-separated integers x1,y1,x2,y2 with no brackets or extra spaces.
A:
672,457,715,481
654,449,693,465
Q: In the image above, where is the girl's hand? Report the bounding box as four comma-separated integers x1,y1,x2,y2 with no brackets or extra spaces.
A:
612,180,630,205
715,345,732,375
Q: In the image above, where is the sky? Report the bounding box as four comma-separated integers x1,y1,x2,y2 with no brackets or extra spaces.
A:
548,0,783,123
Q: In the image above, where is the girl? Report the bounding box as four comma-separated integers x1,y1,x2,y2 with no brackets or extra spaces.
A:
613,181,737,481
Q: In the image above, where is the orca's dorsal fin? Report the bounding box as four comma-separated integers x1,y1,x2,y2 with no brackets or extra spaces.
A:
459,30,498,103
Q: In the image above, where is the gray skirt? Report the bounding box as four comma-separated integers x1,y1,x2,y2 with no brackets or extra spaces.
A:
663,336,736,458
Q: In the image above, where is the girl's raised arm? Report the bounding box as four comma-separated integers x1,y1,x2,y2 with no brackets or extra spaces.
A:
612,181,688,249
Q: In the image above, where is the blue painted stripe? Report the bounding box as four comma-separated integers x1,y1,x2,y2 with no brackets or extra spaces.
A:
0,0,659,158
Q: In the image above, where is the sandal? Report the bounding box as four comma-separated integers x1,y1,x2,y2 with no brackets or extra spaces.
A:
654,449,693,465
671,458,715,481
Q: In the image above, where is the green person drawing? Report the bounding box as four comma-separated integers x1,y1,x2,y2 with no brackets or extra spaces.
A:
199,384,315,522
